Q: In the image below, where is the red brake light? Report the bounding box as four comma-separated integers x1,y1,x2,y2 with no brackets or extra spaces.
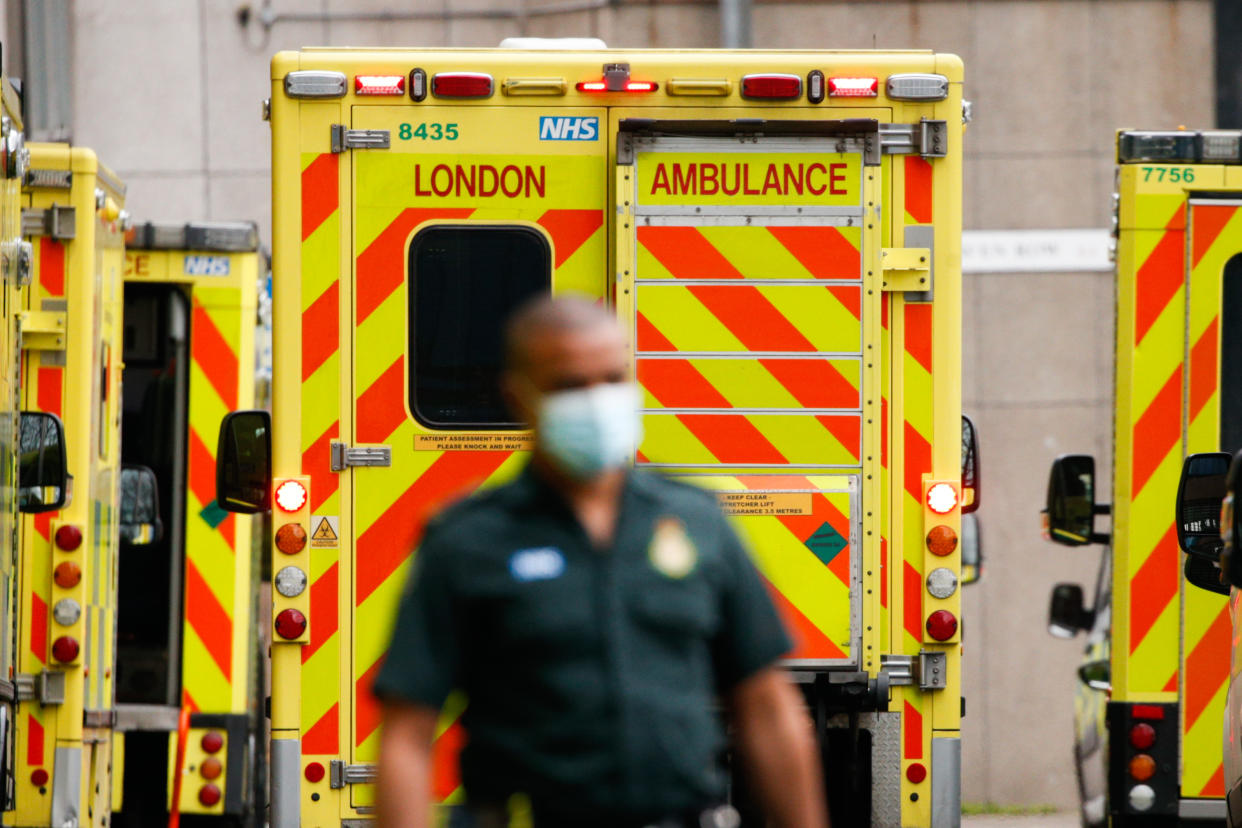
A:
198,784,222,807
575,80,658,93
1130,723,1156,750
828,76,879,97
275,608,307,640
354,75,405,96
926,610,958,641
1132,704,1166,721
432,73,493,99
274,480,307,513
55,525,82,551
51,636,79,663
201,731,224,754
741,74,802,100
926,483,958,515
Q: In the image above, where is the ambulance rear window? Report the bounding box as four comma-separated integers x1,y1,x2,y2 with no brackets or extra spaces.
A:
409,225,550,428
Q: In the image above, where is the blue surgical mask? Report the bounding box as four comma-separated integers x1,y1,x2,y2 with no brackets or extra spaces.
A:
536,382,643,479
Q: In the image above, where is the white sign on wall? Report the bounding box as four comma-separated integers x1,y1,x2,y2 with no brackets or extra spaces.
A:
961,229,1112,274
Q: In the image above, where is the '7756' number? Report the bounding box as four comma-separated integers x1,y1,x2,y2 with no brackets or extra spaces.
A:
1142,166,1195,183
399,123,459,141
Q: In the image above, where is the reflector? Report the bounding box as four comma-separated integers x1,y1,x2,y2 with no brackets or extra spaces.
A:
275,608,307,640
1131,704,1166,721
51,636,79,663
305,762,326,783
433,72,494,98
925,609,957,641
30,769,48,787
906,763,927,784
741,74,801,100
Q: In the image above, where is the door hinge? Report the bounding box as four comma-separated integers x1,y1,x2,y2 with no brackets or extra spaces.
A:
329,760,377,789
330,124,391,153
21,205,76,239
15,670,66,705
880,247,931,293
918,650,948,690
19,309,67,350
879,119,948,158
330,441,392,472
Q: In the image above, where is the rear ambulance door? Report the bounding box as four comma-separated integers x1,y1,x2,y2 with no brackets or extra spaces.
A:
1182,197,1242,804
341,103,608,808
614,117,884,670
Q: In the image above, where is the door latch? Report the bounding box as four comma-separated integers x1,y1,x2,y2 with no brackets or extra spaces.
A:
330,124,391,153
330,442,392,472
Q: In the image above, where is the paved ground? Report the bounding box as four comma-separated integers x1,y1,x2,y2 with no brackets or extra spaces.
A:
962,814,1077,827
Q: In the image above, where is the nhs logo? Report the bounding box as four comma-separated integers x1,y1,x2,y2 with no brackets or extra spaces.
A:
539,116,599,141
183,255,230,276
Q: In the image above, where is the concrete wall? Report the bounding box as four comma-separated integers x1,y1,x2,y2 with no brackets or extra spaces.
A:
20,0,1216,811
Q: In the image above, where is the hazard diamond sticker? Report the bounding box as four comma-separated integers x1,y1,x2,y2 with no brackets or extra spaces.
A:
310,515,339,549
804,522,847,566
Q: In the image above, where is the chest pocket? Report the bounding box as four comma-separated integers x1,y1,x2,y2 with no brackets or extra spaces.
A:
628,576,718,641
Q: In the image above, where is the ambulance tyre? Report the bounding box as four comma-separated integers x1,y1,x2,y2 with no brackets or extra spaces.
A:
1073,753,1103,828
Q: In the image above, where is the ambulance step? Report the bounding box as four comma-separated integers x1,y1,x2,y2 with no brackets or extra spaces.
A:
329,760,377,788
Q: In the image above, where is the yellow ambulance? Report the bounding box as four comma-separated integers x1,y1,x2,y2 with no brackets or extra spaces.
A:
0,70,32,817
216,46,973,826
1044,129,1242,825
112,222,264,824
12,144,138,827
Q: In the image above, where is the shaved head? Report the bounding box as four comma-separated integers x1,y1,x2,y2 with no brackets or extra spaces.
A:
504,294,622,375
501,295,629,423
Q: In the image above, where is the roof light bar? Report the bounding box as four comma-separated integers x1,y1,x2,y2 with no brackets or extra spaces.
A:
355,75,405,96
126,221,259,252
887,73,950,101
284,70,347,99
741,74,801,100
432,72,494,99
828,77,879,98
1117,129,1242,164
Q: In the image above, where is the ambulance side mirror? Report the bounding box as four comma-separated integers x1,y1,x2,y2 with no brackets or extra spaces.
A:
960,512,982,585
1175,452,1230,559
961,415,980,513
18,411,67,514
119,465,162,546
1043,454,1108,546
1077,658,1111,693
1048,583,1092,638
216,410,271,514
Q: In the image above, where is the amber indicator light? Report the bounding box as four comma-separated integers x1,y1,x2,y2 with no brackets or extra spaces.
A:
275,523,307,555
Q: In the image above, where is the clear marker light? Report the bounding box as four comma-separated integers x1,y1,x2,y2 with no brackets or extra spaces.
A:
275,566,309,598
926,568,958,599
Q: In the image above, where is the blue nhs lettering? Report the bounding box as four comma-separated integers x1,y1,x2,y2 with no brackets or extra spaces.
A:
183,255,231,276
539,116,599,141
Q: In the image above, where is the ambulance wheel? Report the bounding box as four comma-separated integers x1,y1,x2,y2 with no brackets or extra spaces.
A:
1074,747,1104,828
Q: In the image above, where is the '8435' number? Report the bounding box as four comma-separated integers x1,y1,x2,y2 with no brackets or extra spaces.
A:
399,123,459,141
1142,166,1195,183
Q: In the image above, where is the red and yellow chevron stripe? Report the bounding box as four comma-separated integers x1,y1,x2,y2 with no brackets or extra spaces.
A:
1177,200,1242,797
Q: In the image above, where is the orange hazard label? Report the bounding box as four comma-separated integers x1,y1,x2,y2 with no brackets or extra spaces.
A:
415,433,535,451
716,492,813,516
